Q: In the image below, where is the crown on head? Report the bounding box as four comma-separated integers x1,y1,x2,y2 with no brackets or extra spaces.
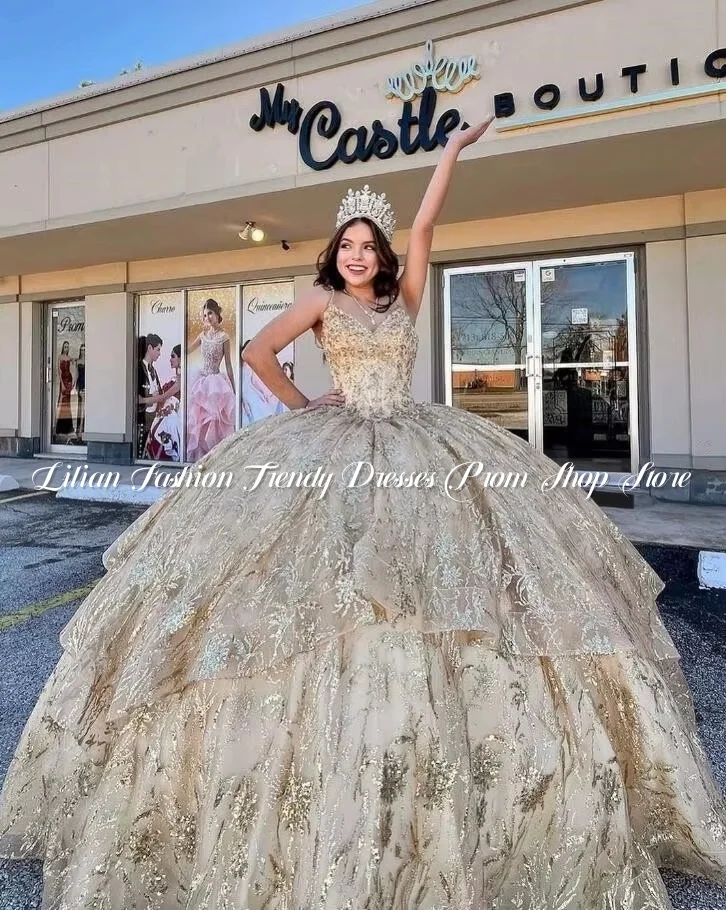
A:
335,185,396,242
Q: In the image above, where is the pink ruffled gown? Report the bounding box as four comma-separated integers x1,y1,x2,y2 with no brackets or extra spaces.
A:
185,331,236,461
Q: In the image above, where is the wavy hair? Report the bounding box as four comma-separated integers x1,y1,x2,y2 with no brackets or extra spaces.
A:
203,298,223,324
315,217,399,312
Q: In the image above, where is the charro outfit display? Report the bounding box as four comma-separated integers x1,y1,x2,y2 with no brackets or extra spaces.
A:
1,187,724,910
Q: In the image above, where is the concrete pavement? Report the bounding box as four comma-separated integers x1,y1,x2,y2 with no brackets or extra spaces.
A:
0,495,724,909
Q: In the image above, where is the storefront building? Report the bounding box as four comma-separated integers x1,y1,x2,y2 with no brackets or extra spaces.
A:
0,0,725,503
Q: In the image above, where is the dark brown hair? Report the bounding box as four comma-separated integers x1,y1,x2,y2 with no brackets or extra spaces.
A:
139,333,163,359
204,298,223,323
315,217,399,312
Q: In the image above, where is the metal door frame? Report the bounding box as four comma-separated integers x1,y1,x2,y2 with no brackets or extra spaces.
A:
443,262,537,446
443,252,639,479
43,300,87,456
531,251,639,479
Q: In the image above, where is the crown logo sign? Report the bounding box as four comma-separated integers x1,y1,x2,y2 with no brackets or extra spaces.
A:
335,185,397,242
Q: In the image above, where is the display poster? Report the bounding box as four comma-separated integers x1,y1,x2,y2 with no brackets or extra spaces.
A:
136,291,185,462
51,304,86,446
185,287,238,462
240,281,295,427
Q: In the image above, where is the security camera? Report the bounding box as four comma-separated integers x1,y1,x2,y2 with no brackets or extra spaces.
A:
280,240,290,251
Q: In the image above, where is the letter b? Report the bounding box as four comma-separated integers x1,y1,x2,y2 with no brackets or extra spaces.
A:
494,93,516,118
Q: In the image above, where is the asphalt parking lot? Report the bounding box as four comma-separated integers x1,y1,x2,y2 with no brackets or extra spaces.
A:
0,493,725,908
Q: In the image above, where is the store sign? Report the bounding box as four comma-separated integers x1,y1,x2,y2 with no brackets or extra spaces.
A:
385,39,479,102
495,48,726,118
58,314,84,332
249,47,726,170
249,82,466,172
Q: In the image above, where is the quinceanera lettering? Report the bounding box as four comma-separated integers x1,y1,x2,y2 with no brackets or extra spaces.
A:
385,39,480,103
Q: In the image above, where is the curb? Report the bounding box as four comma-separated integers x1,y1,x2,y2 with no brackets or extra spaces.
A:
697,550,726,590
55,484,164,506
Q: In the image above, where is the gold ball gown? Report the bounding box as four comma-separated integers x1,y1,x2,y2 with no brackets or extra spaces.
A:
1,293,725,910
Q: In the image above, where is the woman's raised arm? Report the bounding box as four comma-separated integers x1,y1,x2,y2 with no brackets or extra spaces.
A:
399,117,494,318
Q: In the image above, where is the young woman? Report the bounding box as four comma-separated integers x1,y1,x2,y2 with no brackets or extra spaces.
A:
1,120,724,910
186,298,236,461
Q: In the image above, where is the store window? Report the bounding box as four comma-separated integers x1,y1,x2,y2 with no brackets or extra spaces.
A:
444,253,639,480
185,287,238,462
135,280,295,464
136,291,184,461
47,301,86,451
241,282,295,427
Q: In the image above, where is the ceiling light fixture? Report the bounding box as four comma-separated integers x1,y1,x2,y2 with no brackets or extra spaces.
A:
239,221,265,242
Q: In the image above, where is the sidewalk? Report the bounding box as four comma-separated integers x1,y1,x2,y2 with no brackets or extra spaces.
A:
0,457,165,505
1,455,725,551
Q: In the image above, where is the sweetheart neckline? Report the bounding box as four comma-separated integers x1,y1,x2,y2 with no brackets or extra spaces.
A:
323,299,414,335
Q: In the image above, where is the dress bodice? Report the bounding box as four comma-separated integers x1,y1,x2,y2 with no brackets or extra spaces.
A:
59,359,73,386
200,332,226,376
320,294,418,418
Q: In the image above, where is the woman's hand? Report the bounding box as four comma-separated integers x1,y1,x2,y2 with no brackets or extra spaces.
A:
305,389,346,409
449,115,495,152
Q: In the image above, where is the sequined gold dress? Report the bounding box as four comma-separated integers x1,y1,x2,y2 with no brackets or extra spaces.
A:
1,292,725,910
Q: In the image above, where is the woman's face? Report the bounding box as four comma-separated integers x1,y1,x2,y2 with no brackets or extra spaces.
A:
148,344,162,363
170,351,180,370
336,221,380,291
61,342,69,355
203,307,220,326
79,345,85,358
283,364,293,378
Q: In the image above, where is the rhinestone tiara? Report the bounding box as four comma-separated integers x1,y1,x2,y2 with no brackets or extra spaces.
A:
335,185,396,242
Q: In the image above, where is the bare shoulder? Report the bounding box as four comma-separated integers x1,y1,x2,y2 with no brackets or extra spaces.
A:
293,284,333,319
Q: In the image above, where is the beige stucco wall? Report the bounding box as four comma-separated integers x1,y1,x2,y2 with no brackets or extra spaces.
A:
84,292,133,439
645,240,691,463
0,144,48,231
1,0,723,233
19,301,42,439
0,302,20,433
646,230,726,470
685,234,726,467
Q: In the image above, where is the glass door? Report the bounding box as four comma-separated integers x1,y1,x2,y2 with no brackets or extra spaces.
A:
533,253,638,480
444,264,535,443
45,302,87,454
444,253,639,479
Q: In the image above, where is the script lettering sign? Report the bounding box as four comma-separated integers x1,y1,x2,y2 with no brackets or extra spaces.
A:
385,39,480,102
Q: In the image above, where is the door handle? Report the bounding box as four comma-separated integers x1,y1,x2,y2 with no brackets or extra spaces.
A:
526,354,534,377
